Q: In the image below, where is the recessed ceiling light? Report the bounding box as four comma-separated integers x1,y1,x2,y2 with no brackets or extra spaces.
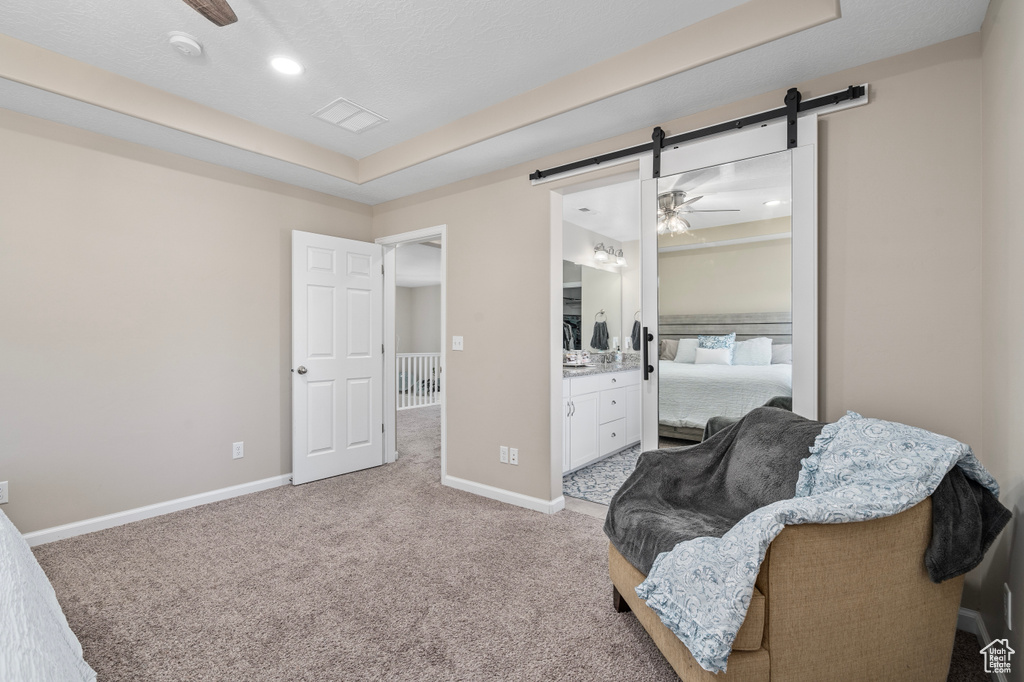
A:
763,200,783,206
270,56,304,75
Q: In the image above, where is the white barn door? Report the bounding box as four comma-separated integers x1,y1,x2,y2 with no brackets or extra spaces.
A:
292,230,384,485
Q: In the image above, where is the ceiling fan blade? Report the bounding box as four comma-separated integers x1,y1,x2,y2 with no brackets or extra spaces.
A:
683,209,742,213
678,195,703,207
182,0,238,26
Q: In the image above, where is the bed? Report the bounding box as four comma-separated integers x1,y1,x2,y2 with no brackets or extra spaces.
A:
659,361,791,431
0,509,96,682
659,312,792,440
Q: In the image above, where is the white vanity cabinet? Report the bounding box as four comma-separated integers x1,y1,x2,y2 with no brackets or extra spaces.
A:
563,369,641,473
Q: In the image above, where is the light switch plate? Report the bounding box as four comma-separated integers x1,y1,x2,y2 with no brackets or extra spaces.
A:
452,336,464,351
499,446,508,463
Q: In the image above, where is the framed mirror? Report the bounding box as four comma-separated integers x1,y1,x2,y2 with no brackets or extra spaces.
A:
639,116,818,448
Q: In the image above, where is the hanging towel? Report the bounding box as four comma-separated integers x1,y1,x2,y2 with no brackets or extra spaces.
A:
631,320,642,353
591,321,610,350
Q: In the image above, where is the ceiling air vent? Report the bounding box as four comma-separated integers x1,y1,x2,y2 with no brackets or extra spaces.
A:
312,97,388,133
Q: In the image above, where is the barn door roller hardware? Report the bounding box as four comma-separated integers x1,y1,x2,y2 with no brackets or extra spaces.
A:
529,85,866,181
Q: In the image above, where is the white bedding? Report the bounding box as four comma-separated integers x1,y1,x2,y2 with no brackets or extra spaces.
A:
658,360,792,430
0,510,96,682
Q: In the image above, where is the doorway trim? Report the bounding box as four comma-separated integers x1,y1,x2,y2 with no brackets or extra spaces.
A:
376,225,447,480
547,165,643,505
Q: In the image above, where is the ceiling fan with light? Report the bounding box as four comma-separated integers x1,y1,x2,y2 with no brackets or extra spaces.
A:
656,190,739,236
182,0,238,26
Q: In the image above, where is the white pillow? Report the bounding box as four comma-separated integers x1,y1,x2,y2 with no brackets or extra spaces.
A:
733,337,773,366
694,347,732,365
772,343,793,364
673,338,699,363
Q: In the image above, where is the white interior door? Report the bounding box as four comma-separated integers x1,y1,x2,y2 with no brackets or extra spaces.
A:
292,230,384,485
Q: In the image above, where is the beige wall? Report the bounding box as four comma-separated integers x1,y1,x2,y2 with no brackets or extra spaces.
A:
979,0,1024,670
373,34,985,507
0,109,372,534
658,217,792,315
395,285,442,353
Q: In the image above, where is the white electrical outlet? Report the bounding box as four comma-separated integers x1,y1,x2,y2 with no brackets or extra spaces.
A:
452,336,464,351
510,448,519,465
499,445,509,464
1005,583,1013,631
0,481,7,505
232,442,244,460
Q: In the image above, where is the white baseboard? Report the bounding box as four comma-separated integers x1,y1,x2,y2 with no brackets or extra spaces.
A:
442,475,565,514
23,474,291,547
958,607,1008,682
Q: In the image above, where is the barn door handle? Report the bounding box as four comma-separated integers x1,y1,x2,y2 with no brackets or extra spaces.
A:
642,327,654,380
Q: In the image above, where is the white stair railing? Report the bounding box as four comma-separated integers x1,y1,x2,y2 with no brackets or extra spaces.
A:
397,353,441,410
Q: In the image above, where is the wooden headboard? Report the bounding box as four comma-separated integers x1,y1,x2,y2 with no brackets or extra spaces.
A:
659,312,792,345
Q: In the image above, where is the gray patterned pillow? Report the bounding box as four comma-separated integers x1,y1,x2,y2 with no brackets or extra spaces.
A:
660,339,679,361
698,333,736,351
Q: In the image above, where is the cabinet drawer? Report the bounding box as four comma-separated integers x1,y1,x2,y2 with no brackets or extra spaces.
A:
600,419,626,456
569,374,604,396
598,370,640,391
599,387,626,424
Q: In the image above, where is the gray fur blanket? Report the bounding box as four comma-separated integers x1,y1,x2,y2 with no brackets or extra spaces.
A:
604,407,1010,581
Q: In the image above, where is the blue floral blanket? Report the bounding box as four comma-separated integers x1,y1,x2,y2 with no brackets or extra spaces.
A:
635,412,1000,673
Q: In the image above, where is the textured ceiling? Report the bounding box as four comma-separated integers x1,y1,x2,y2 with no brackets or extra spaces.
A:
563,180,640,244
0,0,744,159
0,0,990,205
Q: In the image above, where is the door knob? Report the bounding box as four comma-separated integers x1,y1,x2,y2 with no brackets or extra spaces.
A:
296,366,308,375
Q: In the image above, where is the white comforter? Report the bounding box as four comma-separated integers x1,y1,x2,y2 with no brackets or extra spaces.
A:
0,510,96,682
658,360,792,430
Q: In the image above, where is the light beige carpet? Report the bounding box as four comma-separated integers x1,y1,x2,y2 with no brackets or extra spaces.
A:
33,406,677,681
32,406,985,681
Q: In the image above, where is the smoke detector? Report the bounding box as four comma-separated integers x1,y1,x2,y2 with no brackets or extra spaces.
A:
168,32,203,58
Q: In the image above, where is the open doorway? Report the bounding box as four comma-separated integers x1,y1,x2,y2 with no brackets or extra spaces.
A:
378,226,447,480
554,173,643,512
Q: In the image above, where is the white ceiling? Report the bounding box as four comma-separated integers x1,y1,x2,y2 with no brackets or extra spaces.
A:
0,0,989,204
563,180,640,244
659,151,792,229
0,0,743,159
395,243,441,288
562,151,792,241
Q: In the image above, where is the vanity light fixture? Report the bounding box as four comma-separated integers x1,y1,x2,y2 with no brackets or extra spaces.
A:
593,243,610,263
616,249,627,267
271,56,304,75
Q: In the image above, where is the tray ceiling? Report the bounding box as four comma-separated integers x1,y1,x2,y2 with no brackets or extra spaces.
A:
0,0,989,205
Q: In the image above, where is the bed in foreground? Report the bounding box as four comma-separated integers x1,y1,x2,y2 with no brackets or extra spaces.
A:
0,510,96,682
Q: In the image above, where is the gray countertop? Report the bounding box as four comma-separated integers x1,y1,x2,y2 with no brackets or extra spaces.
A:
562,362,641,379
